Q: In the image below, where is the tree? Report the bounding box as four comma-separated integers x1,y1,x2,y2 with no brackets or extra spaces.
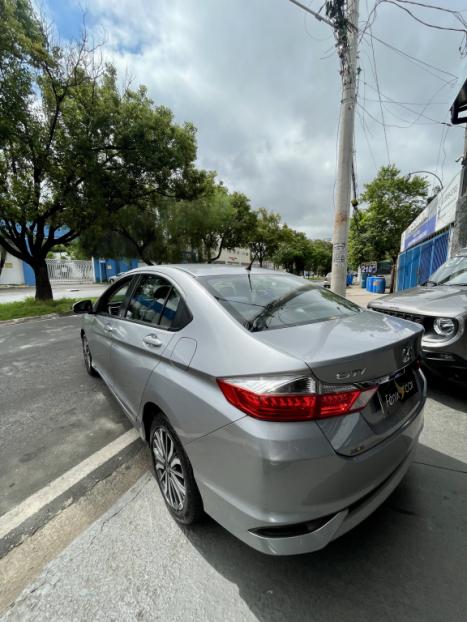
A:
0,1,201,299
273,227,315,275
348,165,428,289
309,239,332,275
175,186,256,264
0,245,6,279
249,208,282,267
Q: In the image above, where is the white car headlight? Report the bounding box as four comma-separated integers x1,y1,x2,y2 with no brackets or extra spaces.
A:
433,317,457,337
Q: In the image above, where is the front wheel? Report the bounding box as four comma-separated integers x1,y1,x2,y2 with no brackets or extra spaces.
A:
82,334,98,377
150,415,203,525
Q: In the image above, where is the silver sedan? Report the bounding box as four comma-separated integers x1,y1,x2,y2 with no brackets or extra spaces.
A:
73,265,426,555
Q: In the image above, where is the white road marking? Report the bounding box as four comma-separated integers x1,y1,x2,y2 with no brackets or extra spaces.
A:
0,429,140,541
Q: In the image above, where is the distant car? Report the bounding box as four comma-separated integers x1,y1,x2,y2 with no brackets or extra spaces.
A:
109,272,126,284
368,248,467,382
74,265,425,555
323,272,353,288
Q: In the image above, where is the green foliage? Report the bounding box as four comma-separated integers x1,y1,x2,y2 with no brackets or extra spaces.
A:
0,0,336,294
179,188,257,263
0,0,201,299
348,165,428,268
273,228,332,275
0,296,96,321
274,227,311,274
308,239,333,274
249,208,282,267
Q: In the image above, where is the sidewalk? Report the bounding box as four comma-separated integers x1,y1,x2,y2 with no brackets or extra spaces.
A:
2,396,467,621
0,283,106,304
346,286,387,307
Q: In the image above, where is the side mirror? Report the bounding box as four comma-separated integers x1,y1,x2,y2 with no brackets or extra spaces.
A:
72,299,94,314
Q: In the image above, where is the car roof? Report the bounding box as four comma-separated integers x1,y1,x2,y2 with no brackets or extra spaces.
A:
125,264,287,278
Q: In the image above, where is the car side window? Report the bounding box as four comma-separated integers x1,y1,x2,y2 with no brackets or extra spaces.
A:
96,278,133,316
125,274,192,330
125,275,172,325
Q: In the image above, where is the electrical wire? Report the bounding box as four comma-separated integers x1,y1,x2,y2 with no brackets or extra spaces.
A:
362,97,449,105
362,79,456,126
364,31,458,84
366,23,391,163
357,101,454,129
356,109,379,170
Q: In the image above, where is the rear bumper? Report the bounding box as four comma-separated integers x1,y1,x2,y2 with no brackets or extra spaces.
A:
247,445,416,555
187,404,424,555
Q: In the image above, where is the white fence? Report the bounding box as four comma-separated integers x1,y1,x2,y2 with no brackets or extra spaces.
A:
46,259,94,283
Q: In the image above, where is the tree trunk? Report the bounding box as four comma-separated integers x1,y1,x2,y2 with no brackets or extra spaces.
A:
33,261,53,301
389,257,397,293
0,247,6,279
209,242,224,264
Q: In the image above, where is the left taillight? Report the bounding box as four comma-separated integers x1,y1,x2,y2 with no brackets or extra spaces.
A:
216,375,377,422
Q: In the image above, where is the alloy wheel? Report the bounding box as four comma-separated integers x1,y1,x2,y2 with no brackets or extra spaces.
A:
82,336,92,371
152,427,186,511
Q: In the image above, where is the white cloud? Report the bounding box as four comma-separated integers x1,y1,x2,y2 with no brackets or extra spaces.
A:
63,0,467,237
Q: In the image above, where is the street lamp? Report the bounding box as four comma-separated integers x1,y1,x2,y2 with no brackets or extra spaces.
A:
406,170,443,190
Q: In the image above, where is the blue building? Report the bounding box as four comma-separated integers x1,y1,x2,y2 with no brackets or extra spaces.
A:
397,172,460,291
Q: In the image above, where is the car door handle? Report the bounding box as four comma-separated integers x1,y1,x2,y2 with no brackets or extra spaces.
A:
143,334,163,348
104,324,114,333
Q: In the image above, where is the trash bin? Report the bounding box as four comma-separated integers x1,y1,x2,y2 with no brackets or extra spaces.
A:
366,276,375,292
346,273,353,286
372,277,386,294
361,272,368,288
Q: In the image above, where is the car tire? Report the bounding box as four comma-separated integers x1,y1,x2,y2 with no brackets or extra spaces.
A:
149,415,203,525
82,334,98,377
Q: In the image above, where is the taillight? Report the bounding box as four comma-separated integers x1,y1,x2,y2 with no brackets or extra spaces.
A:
217,376,377,422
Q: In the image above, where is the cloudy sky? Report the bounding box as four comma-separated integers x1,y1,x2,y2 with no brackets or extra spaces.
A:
43,0,467,239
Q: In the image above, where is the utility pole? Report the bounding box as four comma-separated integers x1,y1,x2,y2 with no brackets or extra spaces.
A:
330,0,359,297
450,78,467,255
289,0,359,297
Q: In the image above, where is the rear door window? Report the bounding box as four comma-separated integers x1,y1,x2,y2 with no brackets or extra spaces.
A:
199,273,360,331
126,275,171,325
125,274,192,330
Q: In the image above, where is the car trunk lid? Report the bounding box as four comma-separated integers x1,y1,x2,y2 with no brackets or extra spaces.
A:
253,310,425,455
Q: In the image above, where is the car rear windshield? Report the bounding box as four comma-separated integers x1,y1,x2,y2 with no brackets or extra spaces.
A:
199,273,361,332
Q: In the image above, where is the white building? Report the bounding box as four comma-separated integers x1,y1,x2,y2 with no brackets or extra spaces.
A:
215,247,251,265
0,253,25,285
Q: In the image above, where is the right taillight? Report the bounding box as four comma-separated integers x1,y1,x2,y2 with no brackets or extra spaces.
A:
217,375,377,422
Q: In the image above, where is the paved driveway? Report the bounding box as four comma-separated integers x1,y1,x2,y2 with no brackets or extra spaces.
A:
2,396,467,621
0,311,466,621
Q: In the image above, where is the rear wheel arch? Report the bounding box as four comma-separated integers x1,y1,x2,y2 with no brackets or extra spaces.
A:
142,402,164,443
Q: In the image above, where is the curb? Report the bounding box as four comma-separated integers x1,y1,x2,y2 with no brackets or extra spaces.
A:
0,435,144,559
0,311,75,326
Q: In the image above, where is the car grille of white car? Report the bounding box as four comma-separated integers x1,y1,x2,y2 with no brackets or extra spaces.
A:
374,308,425,325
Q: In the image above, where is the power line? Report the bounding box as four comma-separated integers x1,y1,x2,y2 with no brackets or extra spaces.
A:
366,23,391,163
362,97,449,105
364,1,467,53
362,79,455,126
357,100,453,129
357,109,379,169
364,31,458,84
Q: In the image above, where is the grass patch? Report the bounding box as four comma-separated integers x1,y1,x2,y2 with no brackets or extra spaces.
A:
0,297,96,321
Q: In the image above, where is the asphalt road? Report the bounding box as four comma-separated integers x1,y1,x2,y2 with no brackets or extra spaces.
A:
1,314,466,620
3,408,467,622
0,315,132,518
